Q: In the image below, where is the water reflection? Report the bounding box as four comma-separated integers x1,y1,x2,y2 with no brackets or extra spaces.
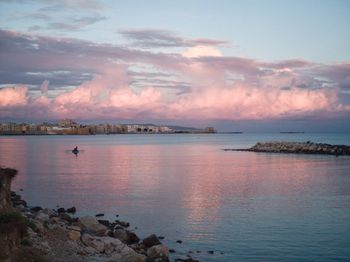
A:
0,135,350,261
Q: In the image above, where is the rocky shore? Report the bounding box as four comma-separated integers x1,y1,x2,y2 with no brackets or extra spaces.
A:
0,167,200,262
224,141,350,156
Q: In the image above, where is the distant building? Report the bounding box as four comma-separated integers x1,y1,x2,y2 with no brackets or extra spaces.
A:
204,127,216,133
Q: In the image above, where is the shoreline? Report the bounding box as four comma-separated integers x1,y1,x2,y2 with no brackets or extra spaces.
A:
0,168,200,262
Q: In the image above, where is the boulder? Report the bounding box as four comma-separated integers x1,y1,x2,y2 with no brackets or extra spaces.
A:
30,206,42,212
57,207,65,213
66,225,81,232
114,229,140,244
66,206,76,213
59,213,72,223
142,234,161,248
78,216,108,236
147,244,169,262
116,220,130,228
35,211,50,222
110,247,146,262
81,233,105,253
68,230,81,241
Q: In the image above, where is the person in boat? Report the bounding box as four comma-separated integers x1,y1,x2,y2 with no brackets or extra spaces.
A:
72,146,79,154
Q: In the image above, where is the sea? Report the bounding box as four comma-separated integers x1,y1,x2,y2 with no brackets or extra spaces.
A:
0,133,350,261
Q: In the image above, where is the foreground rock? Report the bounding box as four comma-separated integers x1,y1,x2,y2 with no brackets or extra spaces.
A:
224,141,350,156
0,167,173,262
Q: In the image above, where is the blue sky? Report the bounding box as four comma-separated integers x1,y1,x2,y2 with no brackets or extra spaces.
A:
0,0,349,131
1,0,349,62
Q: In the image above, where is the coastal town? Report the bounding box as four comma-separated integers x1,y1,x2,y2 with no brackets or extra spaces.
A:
0,119,216,135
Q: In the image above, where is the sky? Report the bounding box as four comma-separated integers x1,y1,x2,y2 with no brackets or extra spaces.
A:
0,0,349,131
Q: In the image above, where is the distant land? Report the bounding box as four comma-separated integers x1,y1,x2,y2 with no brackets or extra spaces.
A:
0,119,216,135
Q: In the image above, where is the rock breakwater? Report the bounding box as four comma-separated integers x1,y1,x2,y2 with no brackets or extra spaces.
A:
224,141,350,156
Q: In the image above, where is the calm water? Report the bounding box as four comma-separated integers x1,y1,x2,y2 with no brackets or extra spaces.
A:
1,133,350,261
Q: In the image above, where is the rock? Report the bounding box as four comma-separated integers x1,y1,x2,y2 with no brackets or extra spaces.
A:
42,208,57,216
142,234,161,248
158,236,165,240
35,211,50,222
207,250,214,254
114,229,140,244
110,246,146,262
169,249,176,253
57,207,65,213
59,213,72,222
66,206,76,213
68,230,81,241
96,213,104,217
78,216,108,236
147,244,169,262
33,220,44,233
30,206,42,212
66,225,81,232
176,240,183,244
81,233,105,253
97,219,111,228
116,220,130,228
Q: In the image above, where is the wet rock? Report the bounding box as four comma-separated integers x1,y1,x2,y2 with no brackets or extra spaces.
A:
78,216,108,236
208,250,214,254
97,219,111,228
114,228,140,244
96,213,104,217
142,234,161,248
59,213,72,223
147,244,169,262
169,249,176,253
42,208,57,217
116,220,130,228
57,207,66,213
176,240,183,244
66,206,76,213
68,230,81,241
158,236,165,240
30,206,42,212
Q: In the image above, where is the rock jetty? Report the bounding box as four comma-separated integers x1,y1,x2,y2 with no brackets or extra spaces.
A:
224,141,350,156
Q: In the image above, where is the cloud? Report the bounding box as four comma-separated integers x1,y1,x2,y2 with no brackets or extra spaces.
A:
182,45,223,58
47,14,106,31
118,29,228,49
0,28,349,122
0,86,27,106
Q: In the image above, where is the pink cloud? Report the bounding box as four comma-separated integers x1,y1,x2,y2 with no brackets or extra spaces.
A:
0,86,28,107
0,29,350,122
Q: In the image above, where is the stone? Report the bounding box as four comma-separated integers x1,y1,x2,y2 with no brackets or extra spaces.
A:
176,240,183,244
59,213,72,222
114,229,140,244
116,220,130,228
81,233,105,253
42,208,57,216
57,207,65,213
68,230,81,241
35,211,50,222
66,225,81,232
111,247,146,262
30,206,42,212
142,234,161,248
95,213,104,217
66,206,76,213
78,216,108,236
147,244,169,262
